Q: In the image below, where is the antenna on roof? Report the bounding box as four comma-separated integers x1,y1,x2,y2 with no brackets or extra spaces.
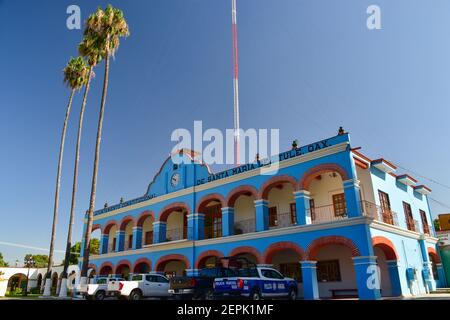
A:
231,0,241,165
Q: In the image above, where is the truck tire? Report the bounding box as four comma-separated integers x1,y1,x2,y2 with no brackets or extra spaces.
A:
129,289,143,301
250,288,262,300
94,290,106,301
287,287,297,300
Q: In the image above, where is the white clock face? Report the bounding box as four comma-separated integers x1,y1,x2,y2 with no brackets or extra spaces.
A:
171,173,180,187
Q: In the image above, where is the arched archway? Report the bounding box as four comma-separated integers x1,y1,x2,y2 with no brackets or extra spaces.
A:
137,211,155,247
133,258,152,274
258,175,298,200
7,273,27,294
103,221,118,253
195,250,225,269
428,247,441,281
155,254,190,277
306,236,360,299
159,203,190,242
115,260,132,279
197,194,225,240
119,216,135,251
372,236,400,297
227,189,258,235
229,246,263,265
51,272,59,295
36,273,43,291
298,164,350,224
99,262,114,276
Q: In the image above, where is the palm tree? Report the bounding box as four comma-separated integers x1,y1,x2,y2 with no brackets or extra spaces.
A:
59,48,99,297
43,57,89,296
80,5,129,282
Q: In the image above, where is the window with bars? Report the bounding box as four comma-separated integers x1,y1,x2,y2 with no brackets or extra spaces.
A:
309,199,316,221
144,231,153,245
204,204,222,239
378,190,393,225
289,203,297,224
279,263,302,283
332,193,347,217
317,260,341,282
128,234,133,249
269,206,278,227
420,210,430,235
403,202,415,231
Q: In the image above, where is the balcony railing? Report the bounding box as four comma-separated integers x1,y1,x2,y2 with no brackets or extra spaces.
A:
269,212,297,230
308,204,348,224
360,201,399,226
165,227,188,242
204,225,222,239
406,218,420,232
234,219,256,235
107,244,115,253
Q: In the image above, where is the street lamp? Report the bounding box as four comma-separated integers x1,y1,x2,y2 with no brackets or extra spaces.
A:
24,256,35,296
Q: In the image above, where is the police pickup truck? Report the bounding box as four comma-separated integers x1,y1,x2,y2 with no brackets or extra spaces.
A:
213,257,298,300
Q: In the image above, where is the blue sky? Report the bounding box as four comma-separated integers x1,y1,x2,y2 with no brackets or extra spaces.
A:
1,0,450,265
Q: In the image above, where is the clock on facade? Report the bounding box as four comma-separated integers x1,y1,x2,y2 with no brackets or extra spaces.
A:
170,172,181,187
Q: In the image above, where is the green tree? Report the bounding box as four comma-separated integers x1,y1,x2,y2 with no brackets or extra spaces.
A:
67,239,99,265
80,5,129,280
0,252,9,267
24,254,48,268
434,218,441,231
45,57,89,284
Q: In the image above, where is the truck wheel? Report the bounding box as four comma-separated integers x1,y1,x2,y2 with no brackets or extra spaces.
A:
129,290,142,301
251,289,262,300
94,290,106,301
204,289,214,300
288,288,297,300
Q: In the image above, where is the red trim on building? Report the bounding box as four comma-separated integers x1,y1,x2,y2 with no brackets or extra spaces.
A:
102,220,118,235
133,258,152,273
159,202,191,222
196,194,226,213
298,164,349,191
306,235,360,260
258,175,298,200
99,262,114,275
427,247,441,263
114,259,132,274
226,185,258,207
372,158,397,170
372,236,399,260
92,224,101,233
353,157,369,169
229,246,263,264
119,216,135,231
154,254,190,271
263,241,307,263
88,264,97,273
137,210,155,227
195,250,225,269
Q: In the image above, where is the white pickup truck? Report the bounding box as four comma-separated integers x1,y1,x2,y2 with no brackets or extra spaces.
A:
117,273,171,300
77,277,124,300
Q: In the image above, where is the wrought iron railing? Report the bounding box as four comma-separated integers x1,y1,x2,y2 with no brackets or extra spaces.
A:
234,219,256,234
307,204,348,224
269,212,297,229
204,225,222,239
107,244,115,253
165,227,188,242
360,200,399,226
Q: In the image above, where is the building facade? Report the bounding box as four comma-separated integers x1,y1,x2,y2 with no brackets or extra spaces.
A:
80,133,446,299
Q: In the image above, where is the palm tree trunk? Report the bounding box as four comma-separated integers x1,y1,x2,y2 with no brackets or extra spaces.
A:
61,67,94,282
46,89,75,281
81,54,110,279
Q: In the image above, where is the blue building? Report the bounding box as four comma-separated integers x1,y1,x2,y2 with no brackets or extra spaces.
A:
79,132,446,299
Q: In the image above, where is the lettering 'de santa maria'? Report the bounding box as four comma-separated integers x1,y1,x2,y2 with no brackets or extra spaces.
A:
196,139,330,186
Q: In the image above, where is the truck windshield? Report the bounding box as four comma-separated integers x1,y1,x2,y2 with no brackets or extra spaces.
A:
96,278,107,284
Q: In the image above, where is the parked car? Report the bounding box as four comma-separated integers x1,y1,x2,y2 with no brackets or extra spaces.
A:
116,273,171,300
169,267,238,300
213,257,298,300
77,277,124,300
